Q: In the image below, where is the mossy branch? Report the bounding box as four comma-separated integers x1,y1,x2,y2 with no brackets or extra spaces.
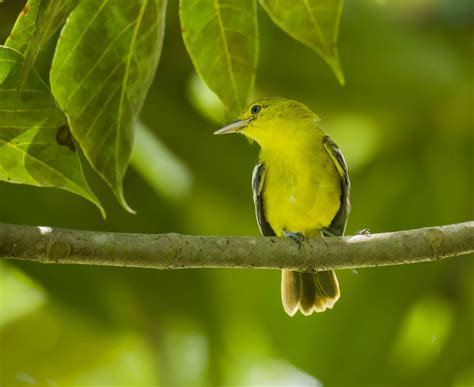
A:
0,222,472,271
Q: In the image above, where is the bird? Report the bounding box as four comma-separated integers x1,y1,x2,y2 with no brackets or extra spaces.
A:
214,97,350,316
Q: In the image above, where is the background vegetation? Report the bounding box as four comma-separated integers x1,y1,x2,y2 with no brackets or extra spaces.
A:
1,0,473,386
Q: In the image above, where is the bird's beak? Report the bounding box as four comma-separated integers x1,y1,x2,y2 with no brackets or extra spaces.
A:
213,119,249,135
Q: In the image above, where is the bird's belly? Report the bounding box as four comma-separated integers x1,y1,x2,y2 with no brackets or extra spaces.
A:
263,172,341,236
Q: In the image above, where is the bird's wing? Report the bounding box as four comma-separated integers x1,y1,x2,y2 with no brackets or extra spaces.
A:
322,136,351,237
252,163,276,236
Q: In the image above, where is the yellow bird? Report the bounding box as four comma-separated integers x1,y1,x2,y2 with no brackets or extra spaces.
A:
214,98,350,316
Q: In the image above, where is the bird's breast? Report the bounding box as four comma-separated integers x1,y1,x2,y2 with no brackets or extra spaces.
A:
260,148,341,236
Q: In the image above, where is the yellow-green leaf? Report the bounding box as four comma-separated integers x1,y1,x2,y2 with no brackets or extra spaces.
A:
180,0,259,116
50,0,167,213
4,2,40,53
5,0,80,89
259,0,345,85
0,46,105,217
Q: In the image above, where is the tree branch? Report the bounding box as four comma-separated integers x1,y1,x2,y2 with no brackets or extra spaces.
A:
0,222,472,271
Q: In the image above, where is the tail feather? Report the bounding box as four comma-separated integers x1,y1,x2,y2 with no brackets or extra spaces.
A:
315,270,340,298
313,270,340,312
281,269,340,316
299,272,316,315
281,270,301,316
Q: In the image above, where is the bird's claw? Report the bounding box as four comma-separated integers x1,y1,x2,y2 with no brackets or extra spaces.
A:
357,228,372,237
283,231,305,249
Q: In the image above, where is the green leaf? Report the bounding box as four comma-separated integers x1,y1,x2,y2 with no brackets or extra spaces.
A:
50,0,167,213
5,0,80,89
180,0,258,116
0,46,105,217
4,2,40,53
259,0,345,85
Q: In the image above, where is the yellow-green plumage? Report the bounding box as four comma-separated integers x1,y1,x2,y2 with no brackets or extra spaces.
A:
214,97,350,316
260,140,341,235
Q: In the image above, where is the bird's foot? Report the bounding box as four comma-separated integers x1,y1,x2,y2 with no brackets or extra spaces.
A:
283,231,305,249
357,228,372,237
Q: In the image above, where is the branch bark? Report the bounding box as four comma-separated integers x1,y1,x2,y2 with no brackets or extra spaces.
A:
0,221,472,271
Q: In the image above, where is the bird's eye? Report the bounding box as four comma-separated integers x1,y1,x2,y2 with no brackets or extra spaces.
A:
251,105,262,114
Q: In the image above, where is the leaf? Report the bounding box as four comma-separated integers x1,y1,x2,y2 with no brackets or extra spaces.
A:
259,0,345,85
0,46,105,217
50,0,167,213
180,0,258,116
5,0,80,89
4,2,40,53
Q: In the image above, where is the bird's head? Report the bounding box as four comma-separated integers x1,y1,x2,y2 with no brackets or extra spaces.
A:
214,97,321,149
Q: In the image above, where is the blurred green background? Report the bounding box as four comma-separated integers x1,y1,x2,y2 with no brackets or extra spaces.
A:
1,0,473,386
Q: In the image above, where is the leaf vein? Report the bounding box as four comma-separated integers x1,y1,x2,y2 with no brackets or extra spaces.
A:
0,138,88,196
115,0,150,184
213,0,240,108
52,0,112,79
85,82,122,142
63,19,137,108
73,61,123,121
301,0,327,46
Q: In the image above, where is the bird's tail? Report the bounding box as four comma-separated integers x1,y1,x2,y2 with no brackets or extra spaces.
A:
281,270,340,316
